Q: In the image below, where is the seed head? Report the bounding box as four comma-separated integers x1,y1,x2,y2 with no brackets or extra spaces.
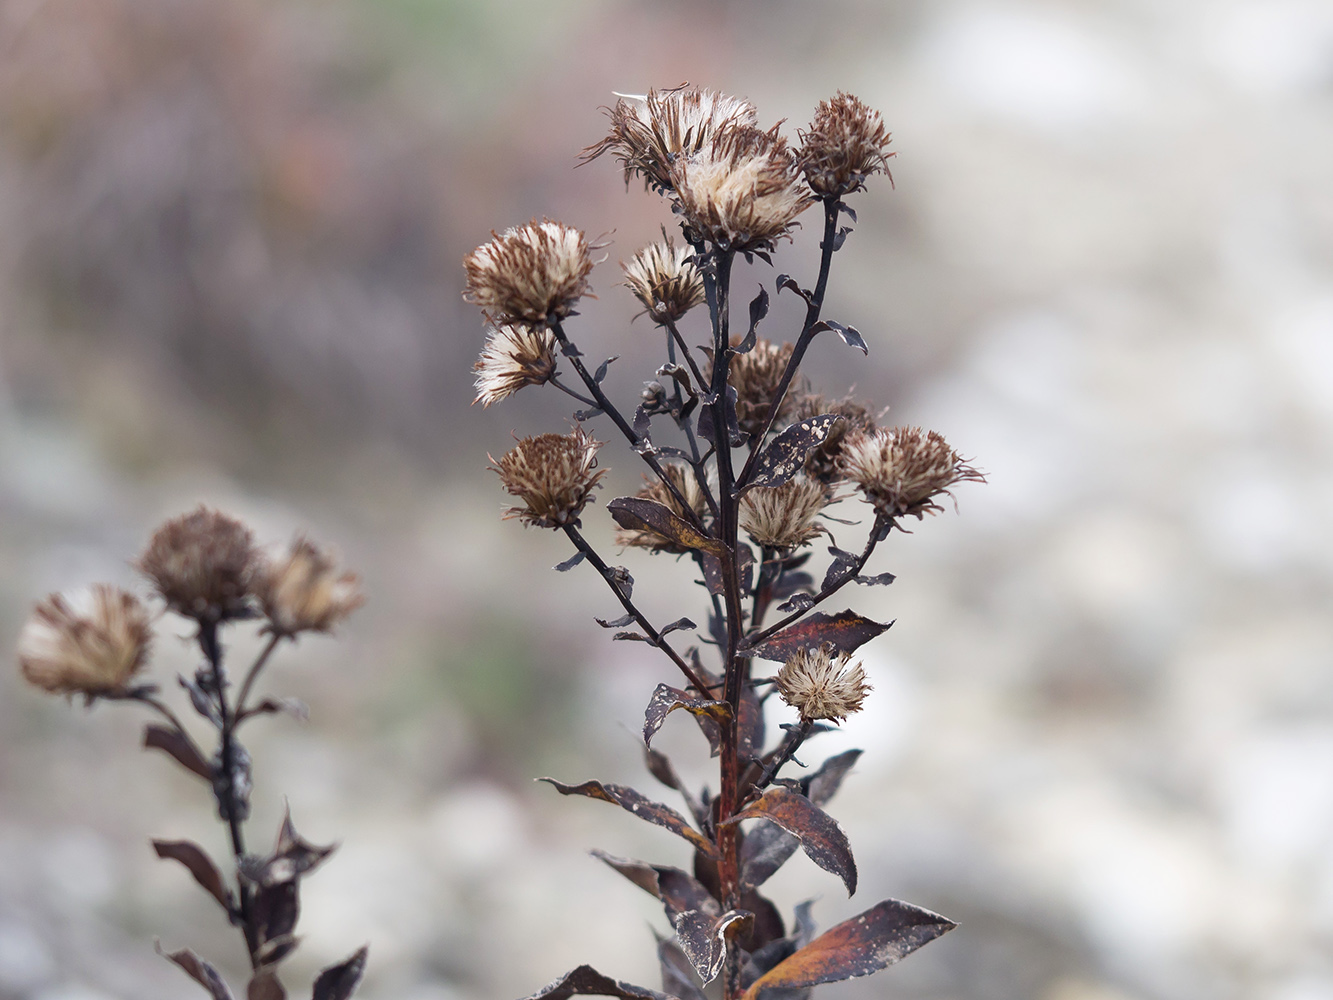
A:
776,645,870,722
622,237,705,324
258,538,364,636
728,339,807,438
841,426,985,519
792,393,877,484
492,428,607,528
18,586,153,697
473,324,558,406
615,464,708,552
463,220,594,326
583,86,758,193
740,476,831,551
798,92,894,198
138,507,258,622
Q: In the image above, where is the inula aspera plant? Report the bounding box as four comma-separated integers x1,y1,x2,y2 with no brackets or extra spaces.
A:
467,88,984,1000
17,507,368,999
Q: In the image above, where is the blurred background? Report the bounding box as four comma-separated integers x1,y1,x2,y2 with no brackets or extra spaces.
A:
2,0,1332,998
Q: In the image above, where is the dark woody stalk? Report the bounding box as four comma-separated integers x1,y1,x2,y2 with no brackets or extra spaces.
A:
470,87,984,1000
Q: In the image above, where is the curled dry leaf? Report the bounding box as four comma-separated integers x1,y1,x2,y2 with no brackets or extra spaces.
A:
643,684,732,748
520,965,675,1000
157,943,234,1000
539,778,717,857
143,723,213,780
607,497,723,556
658,936,708,1000
312,945,369,1000
152,840,233,913
748,610,891,663
676,909,753,985
728,788,857,895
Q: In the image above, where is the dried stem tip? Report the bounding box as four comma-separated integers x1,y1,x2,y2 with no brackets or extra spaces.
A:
841,427,985,519
259,538,364,636
473,324,558,406
463,220,594,326
18,585,152,696
622,237,705,324
740,476,830,551
138,506,258,622
798,92,894,198
492,428,607,528
776,645,870,722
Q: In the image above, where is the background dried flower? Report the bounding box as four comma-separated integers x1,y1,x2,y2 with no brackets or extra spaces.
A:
492,428,607,528
463,220,594,325
259,537,364,636
798,91,894,197
473,324,559,406
138,506,258,622
793,393,877,483
728,339,807,437
18,585,152,696
621,238,705,324
776,645,871,722
841,426,985,519
740,476,830,550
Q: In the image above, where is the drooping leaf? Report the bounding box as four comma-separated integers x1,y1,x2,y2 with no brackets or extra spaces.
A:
311,946,368,1000
811,320,868,355
739,888,787,952
248,969,286,1000
658,937,708,1000
746,416,842,491
595,614,637,629
728,788,856,895
252,880,300,943
660,617,697,637
152,840,233,913
157,944,234,1000
594,356,619,383
742,899,956,1000
143,724,212,780
733,286,769,355
555,551,586,572
855,573,896,587
697,386,743,448
749,611,891,663
643,684,732,749
821,546,860,592
699,543,753,599
805,750,863,807
520,965,674,1000
614,631,652,642
591,850,666,899
608,497,724,556
644,747,683,792
243,697,309,722
539,779,717,857
675,909,752,985
775,274,810,303
739,822,800,889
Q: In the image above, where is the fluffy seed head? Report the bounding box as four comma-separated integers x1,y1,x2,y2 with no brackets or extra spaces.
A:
492,428,607,528
583,86,759,192
792,393,877,483
841,426,985,519
776,645,870,722
18,586,153,697
138,507,258,622
258,538,364,636
615,464,708,552
728,339,807,437
463,220,594,326
473,324,558,406
622,237,705,324
798,92,894,198
740,476,831,551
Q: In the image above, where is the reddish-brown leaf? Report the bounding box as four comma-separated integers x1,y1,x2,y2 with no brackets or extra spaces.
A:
644,685,731,749
311,946,368,1000
157,944,234,1000
608,497,724,556
591,850,664,899
806,750,863,806
248,969,286,1000
749,611,891,663
742,899,956,1000
143,723,212,780
728,788,856,895
520,965,675,1000
540,779,717,857
152,840,232,913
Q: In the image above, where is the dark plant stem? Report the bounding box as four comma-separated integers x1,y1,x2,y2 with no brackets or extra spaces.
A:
235,633,283,720
663,317,709,390
753,718,814,794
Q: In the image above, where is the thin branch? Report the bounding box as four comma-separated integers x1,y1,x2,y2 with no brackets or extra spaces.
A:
234,632,283,720
550,374,598,408
753,718,814,794
663,317,709,390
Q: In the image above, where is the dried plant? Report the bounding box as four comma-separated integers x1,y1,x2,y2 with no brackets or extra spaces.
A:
469,85,984,1000
15,506,368,1000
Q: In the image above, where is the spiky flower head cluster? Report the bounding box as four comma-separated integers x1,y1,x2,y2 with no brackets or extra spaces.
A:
492,428,607,528
473,324,558,406
740,476,831,551
463,220,594,326
138,506,258,622
616,464,709,553
728,339,807,437
798,92,894,198
841,426,984,519
776,645,871,722
18,585,153,697
258,538,364,637
622,237,705,324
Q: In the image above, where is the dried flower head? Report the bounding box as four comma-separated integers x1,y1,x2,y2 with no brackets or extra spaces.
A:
138,506,258,622
622,237,705,324
740,476,831,550
776,645,870,722
841,426,985,519
616,464,709,552
798,92,894,198
492,428,607,528
583,86,759,192
463,220,594,326
18,585,153,697
792,393,877,483
473,324,558,406
728,339,807,437
258,538,364,636
670,124,815,251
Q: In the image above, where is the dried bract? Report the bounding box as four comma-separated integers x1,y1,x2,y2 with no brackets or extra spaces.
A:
671,124,815,251
798,92,894,198
492,428,607,528
776,645,870,722
473,324,558,406
622,238,705,324
740,476,830,551
729,339,806,437
583,87,758,192
793,393,877,483
18,585,152,696
841,426,984,519
139,506,258,622
463,220,594,326
615,464,708,552
258,538,364,636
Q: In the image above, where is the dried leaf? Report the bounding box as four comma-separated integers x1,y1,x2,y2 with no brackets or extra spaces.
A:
699,544,754,600
248,969,285,1000
739,822,800,889
811,320,868,355
539,779,717,857
749,611,891,663
157,944,234,1000
608,497,724,556
738,680,766,761
594,356,618,383
256,935,300,966
591,850,664,898
742,899,956,1000
697,386,743,448
660,617,697,637
245,807,336,887
143,724,212,780
520,965,674,1000
311,945,368,1000
739,888,787,952
733,286,769,355
775,274,810,304
728,788,856,895
855,572,895,587
805,750,863,807
244,698,309,722
658,937,707,1000
676,909,752,985
152,840,232,913
746,416,842,491
252,880,299,943
643,684,732,749
596,614,637,629
555,551,586,572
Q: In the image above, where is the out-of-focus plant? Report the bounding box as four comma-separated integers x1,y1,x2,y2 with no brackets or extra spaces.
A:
466,87,984,1000
16,506,368,1000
